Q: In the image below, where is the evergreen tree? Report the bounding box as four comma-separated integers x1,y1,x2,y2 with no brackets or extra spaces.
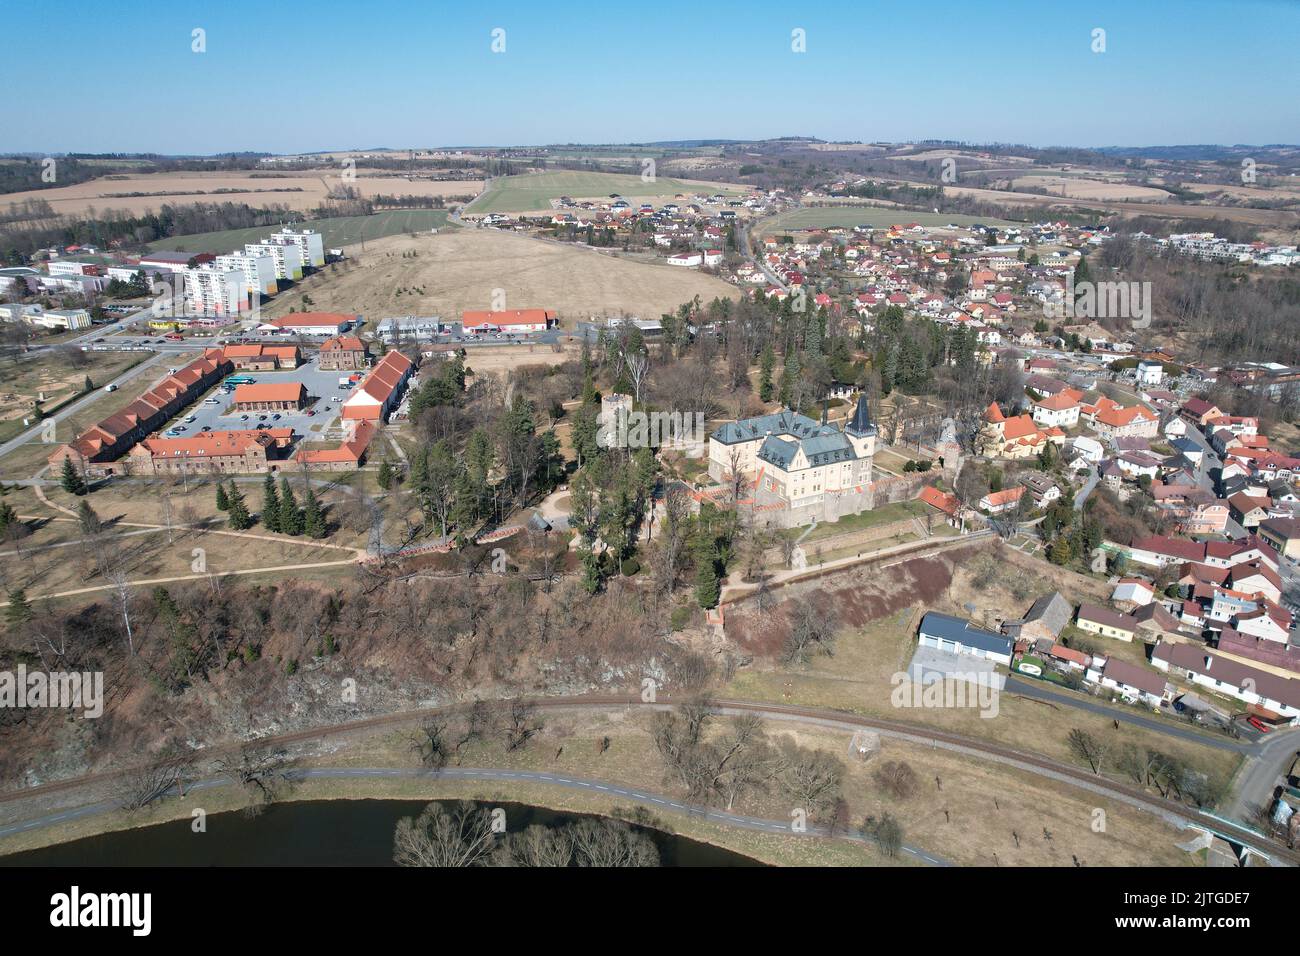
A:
76,499,101,536
59,457,87,496
215,482,229,511
261,474,280,532
758,345,776,403
377,459,395,490
226,482,252,530
5,588,33,629
278,477,303,535
580,547,603,595
693,538,721,609
303,488,327,539
0,500,17,534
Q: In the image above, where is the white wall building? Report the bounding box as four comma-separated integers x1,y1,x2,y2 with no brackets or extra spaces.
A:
245,242,304,281
183,265,248,316
216,252,278,299
270,228,325,268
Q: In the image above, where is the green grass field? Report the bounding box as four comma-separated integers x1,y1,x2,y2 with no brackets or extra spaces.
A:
148,209,454,255
467,170,744,215
756,207,1027,235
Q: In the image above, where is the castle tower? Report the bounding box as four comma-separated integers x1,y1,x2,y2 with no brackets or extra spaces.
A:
844,394,877,462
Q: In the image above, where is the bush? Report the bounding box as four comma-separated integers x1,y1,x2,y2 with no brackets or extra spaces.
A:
670,606,694,631
620,558,641,576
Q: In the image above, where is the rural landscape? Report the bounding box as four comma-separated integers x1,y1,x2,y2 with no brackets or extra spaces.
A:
0,0,1295,932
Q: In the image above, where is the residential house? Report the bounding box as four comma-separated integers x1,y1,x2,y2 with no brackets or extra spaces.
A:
1077,604,1138,642
1085,657,1170,709
917,612,1013,666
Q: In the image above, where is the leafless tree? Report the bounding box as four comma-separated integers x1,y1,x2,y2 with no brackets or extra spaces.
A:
393,800,497,867
215,745,291,815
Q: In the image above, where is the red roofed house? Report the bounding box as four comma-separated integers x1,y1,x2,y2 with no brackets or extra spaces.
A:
47,349,232,475
318,335,370,371
128,428,294,476
977,401,1065,459
222,343,300,370
1090,399,1159,442
979,486,1025,514
232,382,308,412
919,485,960,516
462,309,555,334
296,420,377,472
1031,388,1083,428
259,312,353,336
341,350,414,422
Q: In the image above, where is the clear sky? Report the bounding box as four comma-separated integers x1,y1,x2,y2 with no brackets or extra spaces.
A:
11,0,1299,154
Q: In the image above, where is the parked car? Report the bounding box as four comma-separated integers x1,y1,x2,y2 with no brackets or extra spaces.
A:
271,414,281,420
1247,716,1274,733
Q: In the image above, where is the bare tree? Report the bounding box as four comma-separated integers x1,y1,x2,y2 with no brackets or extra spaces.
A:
393,800,497,867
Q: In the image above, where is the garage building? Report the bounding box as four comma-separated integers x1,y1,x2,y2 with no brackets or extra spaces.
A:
917,612,1013,666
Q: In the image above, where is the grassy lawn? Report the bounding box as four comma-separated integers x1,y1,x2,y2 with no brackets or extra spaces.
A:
467,171,745,215
804,499,929,542
149,209,453,256
0,351,149,444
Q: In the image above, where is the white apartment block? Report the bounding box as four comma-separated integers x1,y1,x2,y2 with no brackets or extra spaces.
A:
183,265,248,316
245,242,304,281
216,252,278,299
270,228,325,268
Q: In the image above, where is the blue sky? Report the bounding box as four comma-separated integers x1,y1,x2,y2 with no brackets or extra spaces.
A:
11,0,1299,153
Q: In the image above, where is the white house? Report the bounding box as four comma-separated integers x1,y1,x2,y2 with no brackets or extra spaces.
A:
917,612,1013,666
1085,657,1169,709
1153,641,1300,721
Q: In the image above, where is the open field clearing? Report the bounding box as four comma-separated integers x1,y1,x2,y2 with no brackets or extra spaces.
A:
1184,181,1300,202
149,209,453,256
940,182,1300,234
757,207,1026,234
1010,176,1174,201
467,170,746,215
2,170,483,218
0,350,146,443
261,228,739,325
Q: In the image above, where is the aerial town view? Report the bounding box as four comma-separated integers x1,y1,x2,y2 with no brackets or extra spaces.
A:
0,0,1295,931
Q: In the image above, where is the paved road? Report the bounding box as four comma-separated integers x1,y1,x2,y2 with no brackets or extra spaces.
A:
0,765,951,866
1073,465,1098,511
1003,674,1253,753
1227,731,1300,820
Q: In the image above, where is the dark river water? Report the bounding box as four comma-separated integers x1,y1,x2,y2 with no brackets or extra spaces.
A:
1,800,761,867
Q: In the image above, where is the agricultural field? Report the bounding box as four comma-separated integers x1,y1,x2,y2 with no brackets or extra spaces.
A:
149,209,454,256
756,207,1026,235
467,170,746,215
2,170,483,217
261,227,739,326
1009,175,1174,202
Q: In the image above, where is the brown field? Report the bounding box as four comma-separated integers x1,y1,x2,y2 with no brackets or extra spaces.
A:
1011,176,1174,202
262,228,740,325
941,182,1300,234
0,351,142,431
2,170,484,218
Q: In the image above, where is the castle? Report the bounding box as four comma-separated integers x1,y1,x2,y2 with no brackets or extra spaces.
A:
708,396,878,526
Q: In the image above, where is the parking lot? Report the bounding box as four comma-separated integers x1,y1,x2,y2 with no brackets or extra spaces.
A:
161,354,354,441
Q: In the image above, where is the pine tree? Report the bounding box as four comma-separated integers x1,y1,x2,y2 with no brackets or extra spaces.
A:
59,457,86,496
0,500,16,534
758,345,775,403
5,588,32,629
278,477,303,536
226,482,252,530
215,482,230,511
377,459,395,490
303,489,326,539
694,539,721,609
261,474,280,532
76,499,101,536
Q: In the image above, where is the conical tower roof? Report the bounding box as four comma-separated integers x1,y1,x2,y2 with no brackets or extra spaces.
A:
846,394,876,437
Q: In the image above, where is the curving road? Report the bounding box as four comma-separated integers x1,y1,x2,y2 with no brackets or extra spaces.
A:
0,766,951,866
